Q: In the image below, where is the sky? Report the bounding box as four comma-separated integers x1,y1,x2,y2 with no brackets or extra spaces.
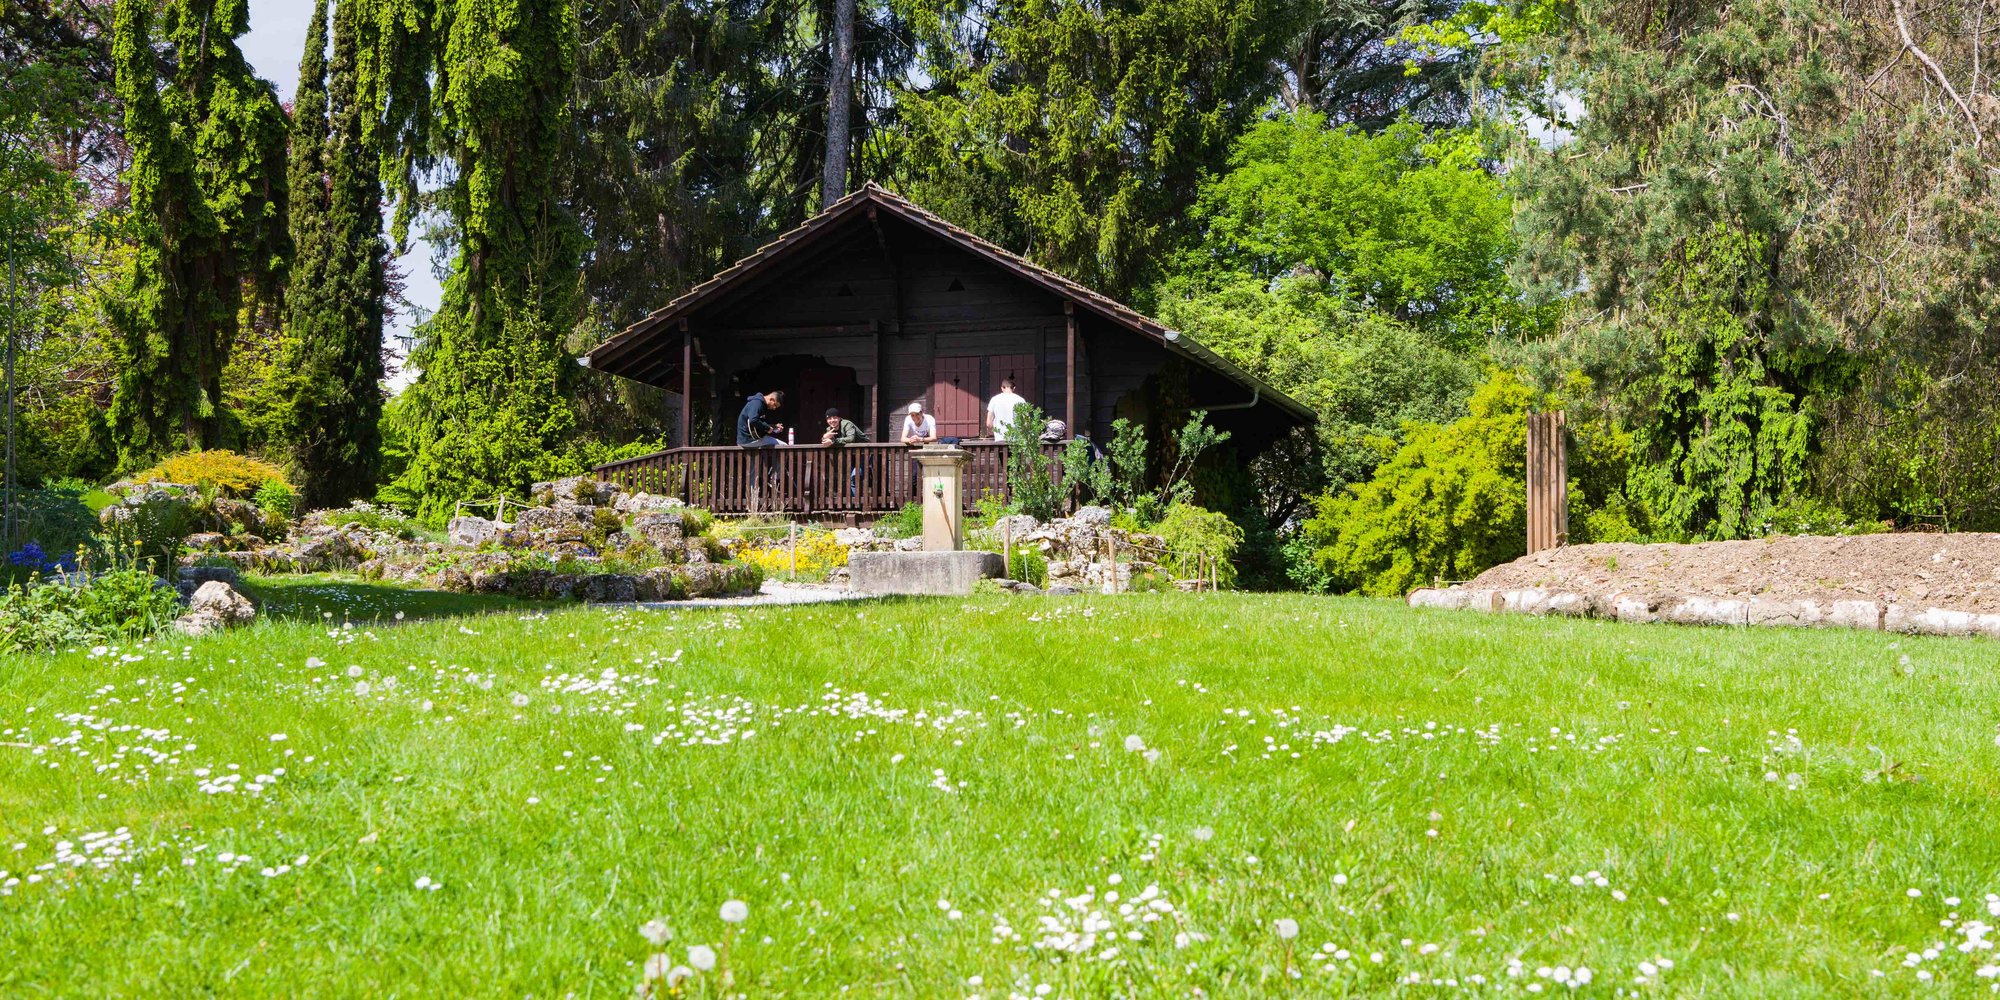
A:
240,1,439,390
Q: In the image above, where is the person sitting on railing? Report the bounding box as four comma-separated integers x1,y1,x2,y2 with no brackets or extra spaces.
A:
822,407,867,446
823,407,869,497
900,400,938,446
737,389,787,448
902,400,939,496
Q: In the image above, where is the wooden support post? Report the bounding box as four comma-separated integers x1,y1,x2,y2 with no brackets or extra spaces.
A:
679,320,693,447
1526,411,1569,554
1002,519,1013,581
788,522,798,577
1064,302,1077,436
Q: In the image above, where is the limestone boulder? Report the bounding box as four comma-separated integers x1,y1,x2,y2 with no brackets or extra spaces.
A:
629,512,685,550
448,516,507,548
613,491,683,514
172,581,257,636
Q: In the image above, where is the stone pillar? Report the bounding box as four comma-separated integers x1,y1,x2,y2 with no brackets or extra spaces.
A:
913,445,969,551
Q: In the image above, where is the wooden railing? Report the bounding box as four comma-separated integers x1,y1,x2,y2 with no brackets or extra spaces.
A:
592,442,1057,515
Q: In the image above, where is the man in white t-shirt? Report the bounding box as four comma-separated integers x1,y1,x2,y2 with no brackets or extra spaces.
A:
901,400,939,497
985,375,1026,438
900,400,938,445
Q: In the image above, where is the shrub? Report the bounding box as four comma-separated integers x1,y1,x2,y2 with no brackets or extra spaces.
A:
1301,371,1533,596
0,568,182,653
1002,405,1063,520
253,479,296,519
1157,502,1244,588
99,495,195,576
132,450,291,497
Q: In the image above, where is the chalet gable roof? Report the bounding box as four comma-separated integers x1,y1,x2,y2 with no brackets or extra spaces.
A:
583,183,1313,423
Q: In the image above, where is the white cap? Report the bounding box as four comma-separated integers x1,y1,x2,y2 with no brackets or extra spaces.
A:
908,401,924,413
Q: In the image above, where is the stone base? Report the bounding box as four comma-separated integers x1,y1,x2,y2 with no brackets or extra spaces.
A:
848,550,1004,596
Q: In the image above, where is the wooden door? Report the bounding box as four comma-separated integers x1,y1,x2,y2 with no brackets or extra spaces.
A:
930,356,983,439
985,353,1037,434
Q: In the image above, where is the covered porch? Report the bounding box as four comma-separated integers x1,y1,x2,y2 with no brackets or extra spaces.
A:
594,441,1059,516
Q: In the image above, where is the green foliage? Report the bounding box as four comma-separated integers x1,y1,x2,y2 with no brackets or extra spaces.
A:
1759,496,1884,539
1003,545,1047,587
1170,114,1536,347
894,0,1293,297
321,502,419,541
1623,230,1826,541
282,0,387,509
1058,438,1111,510
1156,502,1244,588
107,0,290,470
132,450,290,497
1001,404,1063,521
1302,371,1535,596
1158,279,1478,492
876,501,925,540
0,567,184,653
386,0,588,523
99,496,194,577
1105,419,1149,506
4,484,98,557
253,479,296,520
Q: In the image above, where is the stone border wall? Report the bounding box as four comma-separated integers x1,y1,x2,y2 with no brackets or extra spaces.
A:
1407,587,2000,639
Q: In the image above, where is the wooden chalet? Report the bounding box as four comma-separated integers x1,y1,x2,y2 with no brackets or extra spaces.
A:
584,183,1312,514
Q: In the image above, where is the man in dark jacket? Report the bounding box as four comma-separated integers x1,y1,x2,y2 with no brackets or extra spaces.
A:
737,390,786,448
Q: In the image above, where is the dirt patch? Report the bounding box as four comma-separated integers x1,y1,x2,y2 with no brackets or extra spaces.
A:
1468,533,2000,615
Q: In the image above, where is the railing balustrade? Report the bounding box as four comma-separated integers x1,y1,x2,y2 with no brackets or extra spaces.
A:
592,441,1062,515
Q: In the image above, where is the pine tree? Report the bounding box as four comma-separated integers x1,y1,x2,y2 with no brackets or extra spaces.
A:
106,0,289,470
284,0,386,508
386,0,586,521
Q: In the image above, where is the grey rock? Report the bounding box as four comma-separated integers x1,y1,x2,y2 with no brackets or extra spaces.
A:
1045,584,1080,596
447,516,506,547
630,512,685,549
612,491,683,514
1070,505,1113,526
172,581,257,636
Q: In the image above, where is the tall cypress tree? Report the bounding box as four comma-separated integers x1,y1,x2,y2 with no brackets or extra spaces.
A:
387,0,585,520
107,0,289,469
285,0,386,507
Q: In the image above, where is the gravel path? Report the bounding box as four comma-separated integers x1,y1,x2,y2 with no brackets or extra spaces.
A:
632,581,871,610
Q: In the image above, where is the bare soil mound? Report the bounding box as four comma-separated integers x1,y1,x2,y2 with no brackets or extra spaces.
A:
1469,533,2000,614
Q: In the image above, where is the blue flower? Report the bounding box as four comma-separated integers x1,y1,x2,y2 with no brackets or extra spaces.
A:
7,542,49,569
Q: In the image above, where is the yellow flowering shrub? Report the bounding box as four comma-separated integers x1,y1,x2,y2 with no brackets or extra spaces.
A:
133,450,292,497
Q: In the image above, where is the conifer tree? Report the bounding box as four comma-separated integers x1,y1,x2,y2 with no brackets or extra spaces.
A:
284,0,386,507
106,0,289,469
385,0,586,520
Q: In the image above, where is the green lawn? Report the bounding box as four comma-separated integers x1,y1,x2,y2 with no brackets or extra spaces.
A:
2,594,1997,997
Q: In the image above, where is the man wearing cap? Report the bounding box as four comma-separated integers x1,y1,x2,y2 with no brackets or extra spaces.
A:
900,400,938,496
900,400,938,446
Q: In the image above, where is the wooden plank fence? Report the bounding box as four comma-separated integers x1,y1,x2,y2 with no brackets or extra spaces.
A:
592,441,1059,516
1526,411,1568,554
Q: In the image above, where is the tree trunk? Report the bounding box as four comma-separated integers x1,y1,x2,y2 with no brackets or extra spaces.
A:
822,0,855,204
